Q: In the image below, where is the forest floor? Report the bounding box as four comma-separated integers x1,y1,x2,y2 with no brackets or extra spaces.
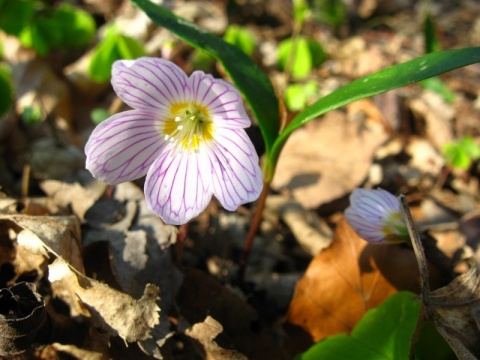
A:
1,0,480,359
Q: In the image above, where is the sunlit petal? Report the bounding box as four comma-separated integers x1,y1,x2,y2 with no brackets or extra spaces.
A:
85,110,166,184
345,188,408,244
144,147,212,225
112,57,190,112
207,128,263,210
189,71,250,128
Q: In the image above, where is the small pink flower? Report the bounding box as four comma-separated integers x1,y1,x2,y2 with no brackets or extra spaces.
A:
85,57,263,225
345,188,409,244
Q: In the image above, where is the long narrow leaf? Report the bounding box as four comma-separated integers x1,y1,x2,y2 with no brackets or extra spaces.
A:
266,47,480,180
130,0,280,154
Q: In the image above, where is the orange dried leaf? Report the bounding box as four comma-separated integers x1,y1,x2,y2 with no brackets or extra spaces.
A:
286,218,426,341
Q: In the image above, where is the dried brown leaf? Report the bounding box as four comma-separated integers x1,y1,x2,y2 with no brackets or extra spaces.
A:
48,258,160,343
430,258,480,358
286,218,427,341
0,214,84,275
177,268,289,360
271,110,388,209
40,172,108,221
185,316,247,360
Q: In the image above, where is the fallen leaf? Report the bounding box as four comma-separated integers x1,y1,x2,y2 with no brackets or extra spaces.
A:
48,258,160,343
408,91,455,150
40,171,108,221
82,181,181,358
185,316,247,360
0,282,48,356
286,218,438,342
430,258,480,359
177,268,289,360
0,214,84,275
271,110,389,209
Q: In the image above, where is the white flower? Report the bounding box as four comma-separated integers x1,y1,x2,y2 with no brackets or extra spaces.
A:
85,57,263,225
345,188,409,244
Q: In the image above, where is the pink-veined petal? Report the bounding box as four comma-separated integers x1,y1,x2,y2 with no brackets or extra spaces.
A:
207,128,263,210
85,109,166,184
112,57,190,112
189,71,251,128
144,146,212,225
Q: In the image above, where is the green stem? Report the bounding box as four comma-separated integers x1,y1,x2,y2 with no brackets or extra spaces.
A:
239,181,270,281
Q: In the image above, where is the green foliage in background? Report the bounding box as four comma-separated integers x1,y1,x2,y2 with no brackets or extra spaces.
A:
421,11,455,103
21,105,42,125
89,25,147,83
278,37,327,79
223,25,256,56
0,1,96,55
90,108,111,125
443,136,480,170
0,62,13,117
311,0,346,28
285,81,318,111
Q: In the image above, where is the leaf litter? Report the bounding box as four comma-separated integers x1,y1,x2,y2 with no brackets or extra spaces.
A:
1,0,480,358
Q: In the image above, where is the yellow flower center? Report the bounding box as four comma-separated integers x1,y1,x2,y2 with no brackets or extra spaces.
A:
163,102,213,151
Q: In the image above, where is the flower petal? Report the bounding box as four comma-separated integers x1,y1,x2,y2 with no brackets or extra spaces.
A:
112,57,190,112
189,71,251,128
344,209,385,243
207,128,263,210
144,147,212,225
85,110,166,184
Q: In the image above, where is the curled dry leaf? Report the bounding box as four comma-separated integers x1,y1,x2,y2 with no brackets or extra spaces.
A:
40,171,108,221
75,181,180,358
0,214,84,276
286,218,435,342
185,316,247,360
0,282,48,356
48,258,160,343
430,258,480,359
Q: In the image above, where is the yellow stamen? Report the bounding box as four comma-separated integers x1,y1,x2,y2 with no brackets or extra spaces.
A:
163,102,213,152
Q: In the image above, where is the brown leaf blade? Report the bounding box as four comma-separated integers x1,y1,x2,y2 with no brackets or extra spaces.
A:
286,218,423,341
430,258,480,359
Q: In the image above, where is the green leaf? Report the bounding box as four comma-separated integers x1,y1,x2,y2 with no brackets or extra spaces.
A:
420,77,455,103
53,4,96,48
116,34,147,59
21,105,42,125
311,0,346,28
89,36,120,82
266,47,480,180
0,63,13,117
285,81,318,111
91,108,111,125
415,321,455,360
88,33,147,83
130,0,280,156
443,142,471,170
278,38,311,79
278,37,326,79
293,0,310,26
223,25,256,56
424,12,441,54
461,137,480,160
297,292,420,360
19,11,65,55
0,0,35,36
